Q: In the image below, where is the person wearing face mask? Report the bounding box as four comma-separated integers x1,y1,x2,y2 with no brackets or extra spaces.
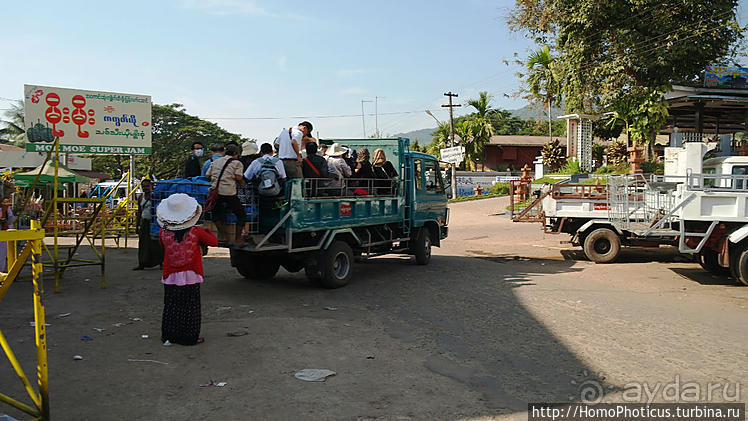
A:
185,141,205,178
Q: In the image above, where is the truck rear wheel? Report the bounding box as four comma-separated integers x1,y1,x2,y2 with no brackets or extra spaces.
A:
583,228,620,263
319,241,354,289
413,228,432,265
236,255,280,280
698,248,730,276
732,247,748,286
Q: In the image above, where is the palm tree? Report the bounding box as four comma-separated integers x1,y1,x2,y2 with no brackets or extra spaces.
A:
525,46,559,141
466,91,494,170
0,100,25,144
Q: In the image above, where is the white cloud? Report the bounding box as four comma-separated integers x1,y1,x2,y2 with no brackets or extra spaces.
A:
336,69,371,78
340,87,366,95
180,0,309,20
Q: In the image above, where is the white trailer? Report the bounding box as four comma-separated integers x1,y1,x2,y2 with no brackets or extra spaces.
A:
512,143,748,285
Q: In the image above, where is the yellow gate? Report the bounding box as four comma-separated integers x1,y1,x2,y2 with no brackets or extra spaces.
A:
0,221,50,420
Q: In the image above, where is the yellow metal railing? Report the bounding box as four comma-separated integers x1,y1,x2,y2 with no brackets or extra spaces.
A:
0,220,49,420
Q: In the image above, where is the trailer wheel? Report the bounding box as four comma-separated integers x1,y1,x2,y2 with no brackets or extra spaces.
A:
582,228,620,263
698,248,730,276
733,247,748,286
319,241,354,289
236,255,280,280
413,228,432,265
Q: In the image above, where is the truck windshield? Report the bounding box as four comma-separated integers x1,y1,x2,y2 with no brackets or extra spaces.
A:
424,160,444,193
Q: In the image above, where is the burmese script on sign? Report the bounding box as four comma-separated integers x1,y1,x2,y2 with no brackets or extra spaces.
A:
23,84,152,154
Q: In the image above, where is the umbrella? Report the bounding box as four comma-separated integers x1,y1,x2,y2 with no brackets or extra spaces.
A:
13,160,90,187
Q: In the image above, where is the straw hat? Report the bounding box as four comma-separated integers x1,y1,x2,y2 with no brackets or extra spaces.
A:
326,143,348,157
156,193,202,230
241,141,259,156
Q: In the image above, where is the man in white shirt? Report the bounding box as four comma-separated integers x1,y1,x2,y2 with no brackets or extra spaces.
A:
273,121,313,179
244,143,287,181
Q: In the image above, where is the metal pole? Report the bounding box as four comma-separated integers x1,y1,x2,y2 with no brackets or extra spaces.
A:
443,92,459,199
375,96,381,137
53,138,60,293
361,100,372,138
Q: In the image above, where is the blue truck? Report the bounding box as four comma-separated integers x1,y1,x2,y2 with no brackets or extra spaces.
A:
153,138,449,288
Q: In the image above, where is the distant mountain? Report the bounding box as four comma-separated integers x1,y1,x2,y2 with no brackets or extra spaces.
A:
509,103,565,120
393,127,437,146
394,103,565,145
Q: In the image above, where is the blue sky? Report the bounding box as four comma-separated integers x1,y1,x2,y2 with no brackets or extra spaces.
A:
1,1,746,142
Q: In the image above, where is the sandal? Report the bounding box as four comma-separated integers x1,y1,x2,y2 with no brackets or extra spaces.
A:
196,337,205,344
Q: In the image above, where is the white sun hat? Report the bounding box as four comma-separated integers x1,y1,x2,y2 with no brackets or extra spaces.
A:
156,193,202,230
241,141,259,156
325,143,349,157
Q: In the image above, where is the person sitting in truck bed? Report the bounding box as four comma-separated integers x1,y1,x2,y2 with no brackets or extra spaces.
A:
301,142,329,197
351,148,375,194
324,143,351,196
372,148,398,195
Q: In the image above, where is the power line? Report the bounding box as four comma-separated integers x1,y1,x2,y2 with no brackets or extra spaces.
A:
201,108,449,121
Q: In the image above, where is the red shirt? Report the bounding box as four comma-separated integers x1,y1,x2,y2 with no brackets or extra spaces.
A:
159,227,217,280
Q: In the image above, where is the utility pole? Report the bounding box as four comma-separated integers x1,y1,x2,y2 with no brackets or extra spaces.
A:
375,96,383,138
361,99,372,138
442,91,460,199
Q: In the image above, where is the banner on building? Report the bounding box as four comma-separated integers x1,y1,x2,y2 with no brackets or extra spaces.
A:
704,66,748,88
23,84,152,154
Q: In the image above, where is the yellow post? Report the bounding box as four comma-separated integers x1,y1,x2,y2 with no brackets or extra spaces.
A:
31,220,49,419
7,239,16,271
124,170,130,252
101,205,106,289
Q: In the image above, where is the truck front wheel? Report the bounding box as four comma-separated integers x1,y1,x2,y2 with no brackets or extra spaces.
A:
583,228,620,263
319,241,354,289
413,228,432,265
732,247,748,286
236,255,280,280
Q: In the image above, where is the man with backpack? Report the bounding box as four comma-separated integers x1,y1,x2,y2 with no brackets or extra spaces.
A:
244,142,286,197
206,144,246,247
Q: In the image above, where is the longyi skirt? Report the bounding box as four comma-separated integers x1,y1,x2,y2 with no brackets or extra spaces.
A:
161,283,201,345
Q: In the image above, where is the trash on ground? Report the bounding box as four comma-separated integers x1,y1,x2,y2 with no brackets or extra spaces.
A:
141,334,149,339
93,328,105,333
217,306,232,312
72,355,83,360
80,336,93,341
200,380,227,387
294,369,336,382
366,356,375,359
248,310,254,314
55,313,72,318
227,331,248,337
83,278,90,282
127,359,168,365
29,322,51,327
112,323,124,327
0,413,20,421
163,340,172,346
130,317,143,321
324,306,338,311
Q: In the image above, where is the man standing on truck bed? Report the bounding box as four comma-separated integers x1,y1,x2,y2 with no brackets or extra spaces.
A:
274,121,313,179
206,144,247,247
184,141,204,178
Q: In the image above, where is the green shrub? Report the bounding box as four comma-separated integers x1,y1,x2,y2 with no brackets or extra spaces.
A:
551,158,582,175
595,163,630,174
641,160,664,175
488,182,510,195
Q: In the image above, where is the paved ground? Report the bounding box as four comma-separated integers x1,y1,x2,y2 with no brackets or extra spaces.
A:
1,196,746,420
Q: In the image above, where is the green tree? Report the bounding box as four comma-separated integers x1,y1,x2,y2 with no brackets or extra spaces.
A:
522,46,560,140
0,100,26,144
92,104,242,178
465,91,495,170
541,139,566,171
509,0,744,115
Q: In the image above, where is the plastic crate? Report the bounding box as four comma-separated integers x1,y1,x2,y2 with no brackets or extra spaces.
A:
150,177,258,237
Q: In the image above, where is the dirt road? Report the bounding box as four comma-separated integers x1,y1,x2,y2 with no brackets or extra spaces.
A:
1,196,746,420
